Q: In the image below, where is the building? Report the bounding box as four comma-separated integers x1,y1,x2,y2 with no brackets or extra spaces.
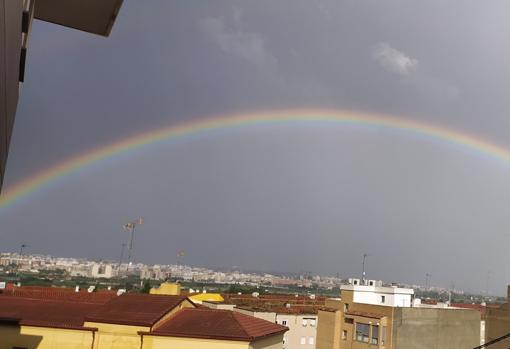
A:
216,293,324,349
0,0,123,191
90,262,116,278
484,286,510,348
316,280,480,349
0,286,288,349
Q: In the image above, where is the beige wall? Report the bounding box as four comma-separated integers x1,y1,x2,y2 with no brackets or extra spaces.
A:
392,307,480,349
277,313,317,349
316,310,341,349
84,322,148,349
485,305,510,349
0,325,94,349
142,335,250,349
251,333,286,349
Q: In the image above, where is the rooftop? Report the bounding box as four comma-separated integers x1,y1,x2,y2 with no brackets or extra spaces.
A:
85,293,191,327
0,296,100,330
1,286,117,304
149,308,288,341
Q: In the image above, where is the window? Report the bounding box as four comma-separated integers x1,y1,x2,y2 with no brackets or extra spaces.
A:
309,337,314,345
355,323,370,343
342,330,348,340
281,320,288,326
343,303,349,312
371,325,379,345
300,337,306,345
302,318,308,326
381,326,386,346
310,318,317,327
345,317,354,324
381,295,386,303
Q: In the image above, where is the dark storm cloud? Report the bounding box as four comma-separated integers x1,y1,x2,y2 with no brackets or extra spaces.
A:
3,0,510,293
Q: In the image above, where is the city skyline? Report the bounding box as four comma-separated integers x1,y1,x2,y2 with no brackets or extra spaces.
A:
3,0,510,292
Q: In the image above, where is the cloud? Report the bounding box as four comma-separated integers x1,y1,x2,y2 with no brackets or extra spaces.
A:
372,43,418,75
201,16,277,70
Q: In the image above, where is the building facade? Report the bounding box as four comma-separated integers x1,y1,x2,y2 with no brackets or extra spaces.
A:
316,282,480,349
0,0,123,192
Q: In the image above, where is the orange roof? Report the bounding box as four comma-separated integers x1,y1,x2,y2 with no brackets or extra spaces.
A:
148,308,287,341
85,294,191,327
1,286,117,304
0,296,100,330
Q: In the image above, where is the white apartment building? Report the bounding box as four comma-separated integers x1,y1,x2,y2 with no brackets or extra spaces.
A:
342,279,414,307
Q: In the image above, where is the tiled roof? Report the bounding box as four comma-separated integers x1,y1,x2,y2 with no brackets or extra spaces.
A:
237,304,320,315
1,286,117,304
85,293,190,327
149,308,288,341
0,296,100,330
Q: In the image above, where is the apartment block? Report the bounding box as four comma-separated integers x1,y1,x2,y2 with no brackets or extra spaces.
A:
316,280,480,349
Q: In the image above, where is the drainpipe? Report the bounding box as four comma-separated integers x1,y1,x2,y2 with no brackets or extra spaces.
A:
90,330,96,349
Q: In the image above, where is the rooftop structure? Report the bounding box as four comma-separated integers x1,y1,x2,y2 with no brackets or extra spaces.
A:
340,283,414,308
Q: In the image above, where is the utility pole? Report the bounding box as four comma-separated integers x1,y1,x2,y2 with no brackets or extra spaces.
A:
362,253,368,284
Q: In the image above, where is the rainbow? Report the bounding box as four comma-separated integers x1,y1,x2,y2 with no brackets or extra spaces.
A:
1,109,510,211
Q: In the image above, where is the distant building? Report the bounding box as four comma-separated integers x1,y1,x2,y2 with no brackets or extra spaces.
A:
316,279,480,349
0,0,123,192
90,263,116,278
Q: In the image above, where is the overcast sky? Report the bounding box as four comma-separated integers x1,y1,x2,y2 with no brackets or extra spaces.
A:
3,0,510,294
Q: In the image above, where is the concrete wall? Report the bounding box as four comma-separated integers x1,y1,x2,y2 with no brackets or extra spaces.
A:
0,0,24,192
485,305,510,349
392,307,480,349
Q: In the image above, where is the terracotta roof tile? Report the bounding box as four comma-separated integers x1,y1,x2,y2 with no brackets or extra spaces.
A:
149,308,287,341
0,296,100,329
1,286,117,304
85,293,190,327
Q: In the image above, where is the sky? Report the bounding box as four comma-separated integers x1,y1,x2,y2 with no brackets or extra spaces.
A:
2,0,510,294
